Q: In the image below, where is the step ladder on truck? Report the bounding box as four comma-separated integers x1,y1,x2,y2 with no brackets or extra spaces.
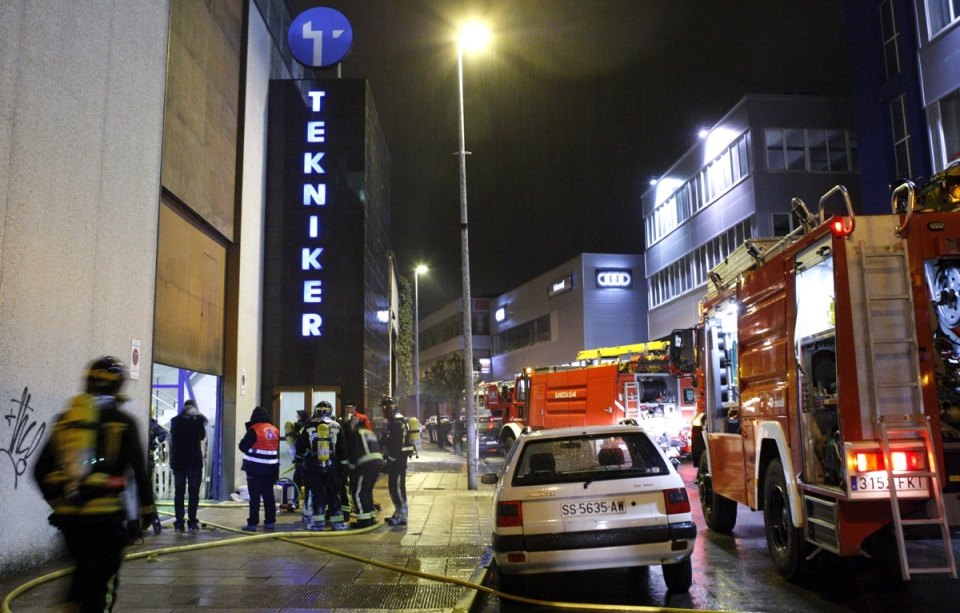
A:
694,178,960,581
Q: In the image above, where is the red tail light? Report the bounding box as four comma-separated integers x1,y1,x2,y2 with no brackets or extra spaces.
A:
664,488,690,514
498,501,523,527
831,217,854,237
854,450,925,472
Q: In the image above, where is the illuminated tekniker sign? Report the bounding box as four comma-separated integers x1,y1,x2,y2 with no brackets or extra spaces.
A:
301,90,327,336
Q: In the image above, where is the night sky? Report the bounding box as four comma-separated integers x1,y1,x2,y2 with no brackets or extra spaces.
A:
288,1,851,314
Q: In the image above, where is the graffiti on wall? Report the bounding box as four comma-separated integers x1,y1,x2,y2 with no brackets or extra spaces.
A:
1,388,46,488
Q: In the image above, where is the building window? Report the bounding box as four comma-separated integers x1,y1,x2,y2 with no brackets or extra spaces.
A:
880,0,900,80
493,314,552,356
647,218,753,309
765,128,858,173
773,212,805,236
891,95,912,177
941,89,960,164
645,132,749,248
927,0,960,37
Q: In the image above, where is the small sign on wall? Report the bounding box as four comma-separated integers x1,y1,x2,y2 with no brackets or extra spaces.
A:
130,340,141,380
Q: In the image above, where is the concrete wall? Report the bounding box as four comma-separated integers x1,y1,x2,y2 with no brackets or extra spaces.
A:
0,0,169,576
223,0,291,494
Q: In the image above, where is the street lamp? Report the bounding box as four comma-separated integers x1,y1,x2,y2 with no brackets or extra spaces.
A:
414,265,428,424
456,21,488,490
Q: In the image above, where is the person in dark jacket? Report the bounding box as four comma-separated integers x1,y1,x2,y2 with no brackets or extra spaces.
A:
380,396,409,525
169,399,208,533
238,406,280,531
344,415,383,528
285,408,310,511
34,356,158,613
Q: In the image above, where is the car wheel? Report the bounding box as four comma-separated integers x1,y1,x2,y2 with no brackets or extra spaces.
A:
698,452,737,533
661,557,692,592
763,459,805,580
502,432,516,453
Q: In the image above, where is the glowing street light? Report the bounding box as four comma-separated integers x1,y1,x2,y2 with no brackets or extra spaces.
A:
414,265,428,423
456,21,489,490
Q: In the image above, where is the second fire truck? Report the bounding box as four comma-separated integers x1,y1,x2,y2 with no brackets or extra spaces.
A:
481,335,696,450
693,172,960,580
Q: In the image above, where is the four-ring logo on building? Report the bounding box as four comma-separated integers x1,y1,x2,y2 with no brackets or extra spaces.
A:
596,270,633,288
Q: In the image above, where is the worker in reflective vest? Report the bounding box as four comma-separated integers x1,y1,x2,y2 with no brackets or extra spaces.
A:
238,406,280,531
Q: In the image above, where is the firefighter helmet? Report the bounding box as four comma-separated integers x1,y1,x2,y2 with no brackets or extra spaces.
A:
314,400,333,420
86,356,126,396
380,396,397,416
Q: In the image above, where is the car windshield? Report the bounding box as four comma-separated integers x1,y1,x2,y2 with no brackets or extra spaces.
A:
511,432,668,487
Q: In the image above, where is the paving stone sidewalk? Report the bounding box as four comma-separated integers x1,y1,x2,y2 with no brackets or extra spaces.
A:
1,444,497,613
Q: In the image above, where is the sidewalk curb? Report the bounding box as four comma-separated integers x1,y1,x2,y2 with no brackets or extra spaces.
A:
453,546,493,613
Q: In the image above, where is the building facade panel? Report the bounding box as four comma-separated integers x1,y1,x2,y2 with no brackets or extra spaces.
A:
161,0,242,241
0,0,169,576
914,0,960,171
642,95,859,338
261,79,389,414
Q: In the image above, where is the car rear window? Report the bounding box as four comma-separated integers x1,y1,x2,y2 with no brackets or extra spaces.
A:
511,432,669,487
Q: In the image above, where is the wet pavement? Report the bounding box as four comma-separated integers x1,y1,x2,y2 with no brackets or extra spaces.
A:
0,443,498,613
476,460,960,613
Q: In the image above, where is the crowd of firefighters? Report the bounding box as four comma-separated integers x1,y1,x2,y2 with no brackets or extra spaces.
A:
273,395,413,530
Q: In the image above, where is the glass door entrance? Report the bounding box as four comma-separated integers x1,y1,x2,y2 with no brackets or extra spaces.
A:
276,387,340,480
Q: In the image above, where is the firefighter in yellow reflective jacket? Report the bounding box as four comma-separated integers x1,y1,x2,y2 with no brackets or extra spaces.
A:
344,414,383,528
34,356,158,613
296,401,347,530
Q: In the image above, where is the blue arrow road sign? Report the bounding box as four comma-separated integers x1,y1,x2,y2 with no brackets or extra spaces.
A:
288,7,353,69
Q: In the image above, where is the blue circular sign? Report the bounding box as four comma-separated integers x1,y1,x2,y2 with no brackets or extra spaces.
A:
288,7,353,69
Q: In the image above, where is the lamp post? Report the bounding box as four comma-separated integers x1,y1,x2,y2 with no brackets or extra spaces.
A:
414,265,427,424
456,21,489,490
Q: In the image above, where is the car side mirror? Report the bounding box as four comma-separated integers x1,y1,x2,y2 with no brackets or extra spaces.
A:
670,457,681,470
480,473,499,485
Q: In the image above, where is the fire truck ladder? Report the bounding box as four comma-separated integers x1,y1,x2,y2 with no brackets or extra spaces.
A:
859,241,956,579
623,381,640,421
879,415,957,579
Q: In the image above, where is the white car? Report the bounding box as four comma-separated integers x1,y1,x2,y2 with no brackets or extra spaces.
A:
482,425,695,593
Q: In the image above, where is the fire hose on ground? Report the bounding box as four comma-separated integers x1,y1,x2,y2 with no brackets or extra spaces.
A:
2,511,722,613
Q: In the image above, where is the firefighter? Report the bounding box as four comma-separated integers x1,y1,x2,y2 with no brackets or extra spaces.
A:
344,414,383,528
239,406,280,531
380,396,409,525
34,356,159,613
297,401,348,531
285,408,310,510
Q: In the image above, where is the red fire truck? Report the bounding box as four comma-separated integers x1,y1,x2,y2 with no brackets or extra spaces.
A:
481,335,696,451
693,177,960,580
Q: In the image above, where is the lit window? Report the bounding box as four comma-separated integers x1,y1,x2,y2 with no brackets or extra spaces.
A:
927,0,960,37
941,89,960,164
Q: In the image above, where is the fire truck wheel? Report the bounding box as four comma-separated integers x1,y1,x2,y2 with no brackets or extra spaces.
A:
763,459,805,580
698,452,737,533
661,557,692,592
